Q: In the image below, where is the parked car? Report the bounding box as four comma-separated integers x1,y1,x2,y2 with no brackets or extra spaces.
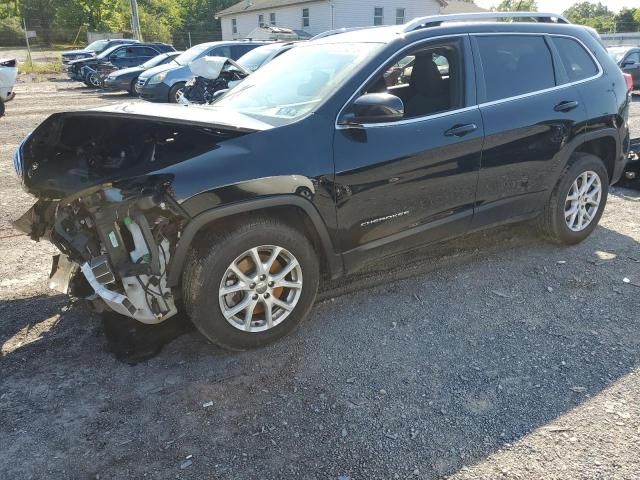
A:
13,13,630,351
180,43,298,105
180,57,250,105
67,43,175,83
135,41,267,103
62,39,140,64
608,46,640,89
103,51,182,93
0,58,17,117
620,137,640,186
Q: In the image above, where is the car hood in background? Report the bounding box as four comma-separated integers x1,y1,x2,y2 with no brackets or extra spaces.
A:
109,66,144,78
138,63,176,81
62,49,91,56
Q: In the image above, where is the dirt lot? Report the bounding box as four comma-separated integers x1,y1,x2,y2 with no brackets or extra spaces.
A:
1,77,640,479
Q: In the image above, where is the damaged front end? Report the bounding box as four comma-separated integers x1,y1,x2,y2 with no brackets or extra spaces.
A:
15,179,186,323
12,107,259,324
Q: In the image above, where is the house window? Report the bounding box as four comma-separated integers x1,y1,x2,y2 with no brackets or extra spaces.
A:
270,12,276,25
232,18,237,34
374,7,384,26
396,8,405,24
302,8,310,27
258,14,264,27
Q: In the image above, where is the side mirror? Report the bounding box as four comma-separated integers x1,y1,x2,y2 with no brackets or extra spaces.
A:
341,93,404,125
622,60,637,68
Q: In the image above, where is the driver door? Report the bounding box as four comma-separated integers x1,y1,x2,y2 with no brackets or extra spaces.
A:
333,36,484,272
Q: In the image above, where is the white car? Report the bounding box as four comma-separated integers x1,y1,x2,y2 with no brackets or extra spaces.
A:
0,58,17,117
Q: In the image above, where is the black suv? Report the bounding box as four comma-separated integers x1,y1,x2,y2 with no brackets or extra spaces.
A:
66,42,175,82
61,39,140,64
14,13,630,351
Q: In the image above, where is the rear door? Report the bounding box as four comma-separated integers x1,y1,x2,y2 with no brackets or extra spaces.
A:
471,34,589,228
334,36,484,271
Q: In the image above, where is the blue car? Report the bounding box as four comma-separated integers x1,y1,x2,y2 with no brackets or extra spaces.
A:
61,39,139,64
67,43,175,83
135,41,266,103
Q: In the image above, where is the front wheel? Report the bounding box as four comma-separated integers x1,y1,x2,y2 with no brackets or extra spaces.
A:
182,218,320,350
538,152,609,245
87,72,102,89
168,82,186,103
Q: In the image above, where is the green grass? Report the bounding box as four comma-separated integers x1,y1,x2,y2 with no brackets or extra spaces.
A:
18,61,65,74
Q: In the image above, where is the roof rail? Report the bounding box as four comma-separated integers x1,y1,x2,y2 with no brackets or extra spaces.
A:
403,12,570,33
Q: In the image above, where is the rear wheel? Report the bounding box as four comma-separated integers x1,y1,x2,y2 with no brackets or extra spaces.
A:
0,99,4,118
182,217,320,350
169,82,186,103
538,152,609,245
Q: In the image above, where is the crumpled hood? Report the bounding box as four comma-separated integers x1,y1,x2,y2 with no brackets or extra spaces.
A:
90,103,274,131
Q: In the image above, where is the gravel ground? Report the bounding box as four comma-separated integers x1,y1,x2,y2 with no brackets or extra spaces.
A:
1,78,640,479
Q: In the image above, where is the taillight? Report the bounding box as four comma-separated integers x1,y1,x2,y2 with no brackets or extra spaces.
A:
624,73,634,92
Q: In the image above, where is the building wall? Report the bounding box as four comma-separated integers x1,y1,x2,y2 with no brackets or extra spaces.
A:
221,1,332,40
220,0,441,40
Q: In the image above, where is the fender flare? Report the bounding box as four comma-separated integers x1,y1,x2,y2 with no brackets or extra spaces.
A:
555,128,621,183
166,195,343,286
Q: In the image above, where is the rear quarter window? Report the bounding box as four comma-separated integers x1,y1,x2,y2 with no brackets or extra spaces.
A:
476,35,556,102
552,37,599,83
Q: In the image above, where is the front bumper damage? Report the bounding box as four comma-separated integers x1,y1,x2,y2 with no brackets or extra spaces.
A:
15,180,187,324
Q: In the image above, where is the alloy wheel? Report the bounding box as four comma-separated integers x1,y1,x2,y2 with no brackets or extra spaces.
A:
219,246,303,333
564,170,602,232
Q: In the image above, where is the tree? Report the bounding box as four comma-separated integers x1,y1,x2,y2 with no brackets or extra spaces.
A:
563,2,615,33
496,0,538,12
614,8,638,33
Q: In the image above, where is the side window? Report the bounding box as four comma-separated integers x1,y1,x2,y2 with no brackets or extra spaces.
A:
364,40,463,119
624,52,640,64
208,46,232,58
112,48,130,58
137,47,158,57
231,44,254,59
475,35,556,102
553,37,598,82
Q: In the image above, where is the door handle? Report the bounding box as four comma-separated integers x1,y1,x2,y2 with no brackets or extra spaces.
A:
554,100,579,112
444,123,478,137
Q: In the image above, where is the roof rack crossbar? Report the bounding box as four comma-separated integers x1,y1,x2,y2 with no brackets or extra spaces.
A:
403,12,570,33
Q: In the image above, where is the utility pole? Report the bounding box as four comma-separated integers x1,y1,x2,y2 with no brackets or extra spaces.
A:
130,0,142,41
22,18,33,71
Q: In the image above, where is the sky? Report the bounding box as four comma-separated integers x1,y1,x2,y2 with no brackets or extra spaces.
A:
475,0,640,13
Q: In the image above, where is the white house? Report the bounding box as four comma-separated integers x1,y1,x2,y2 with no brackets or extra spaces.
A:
216,0,445,41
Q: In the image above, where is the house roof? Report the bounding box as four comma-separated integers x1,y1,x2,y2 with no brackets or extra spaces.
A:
217,0,325,17
441,1,488,14
218,0,448,17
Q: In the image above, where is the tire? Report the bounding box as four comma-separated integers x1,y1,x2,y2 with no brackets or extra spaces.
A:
87,72,102,89
182,217,320,351
128,79,137,95
168,82,186,103
538,152,609,245
0,99,4,118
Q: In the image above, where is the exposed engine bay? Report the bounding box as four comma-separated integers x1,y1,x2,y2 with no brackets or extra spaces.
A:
16,181,187,323
14,111,253,324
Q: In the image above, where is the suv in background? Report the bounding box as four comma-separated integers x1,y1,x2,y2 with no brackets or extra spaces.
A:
66,42,175,82
61,39,140,64
608,46,640,89
14,13,630,351
135,40,267,103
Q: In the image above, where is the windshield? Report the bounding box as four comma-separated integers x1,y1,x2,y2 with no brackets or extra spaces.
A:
237,44,283,71
608,49,626,63
142,53,174,69
175,44,211,66
215,42,381,123
97,45,121,60
86,40,108,52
